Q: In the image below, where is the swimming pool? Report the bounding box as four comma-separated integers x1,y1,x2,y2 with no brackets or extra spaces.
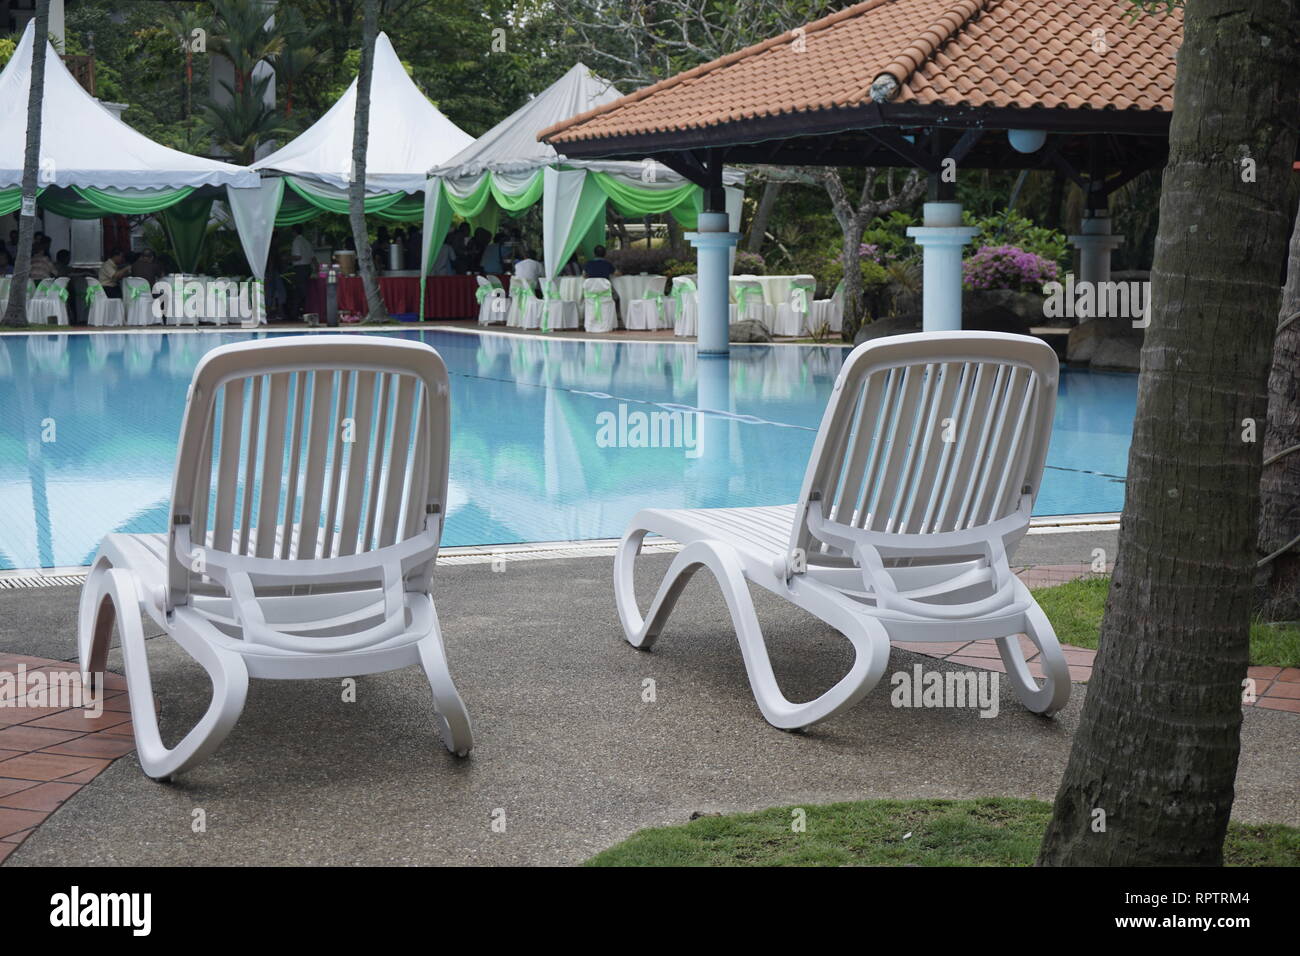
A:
0,330,1136,570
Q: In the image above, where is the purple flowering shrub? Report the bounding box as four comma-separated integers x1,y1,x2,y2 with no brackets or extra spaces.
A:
962,245,1059,293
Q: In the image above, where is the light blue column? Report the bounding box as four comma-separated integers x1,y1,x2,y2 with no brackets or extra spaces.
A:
906,202,979,332
686,212,741,355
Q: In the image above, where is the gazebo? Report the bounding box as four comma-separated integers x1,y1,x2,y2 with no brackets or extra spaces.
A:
0,20,258,272
541,0,1182,353
420,62,744,313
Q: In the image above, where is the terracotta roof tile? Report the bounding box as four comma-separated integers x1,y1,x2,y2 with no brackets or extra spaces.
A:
542,0,1182,146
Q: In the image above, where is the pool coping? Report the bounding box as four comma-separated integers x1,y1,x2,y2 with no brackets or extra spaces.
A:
0,515,1121,584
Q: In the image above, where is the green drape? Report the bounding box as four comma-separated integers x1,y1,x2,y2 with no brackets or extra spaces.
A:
275,177,425,225
554,173,609,277
160,194,215,273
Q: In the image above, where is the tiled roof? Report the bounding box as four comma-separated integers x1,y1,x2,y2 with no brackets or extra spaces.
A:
542,0,1182,146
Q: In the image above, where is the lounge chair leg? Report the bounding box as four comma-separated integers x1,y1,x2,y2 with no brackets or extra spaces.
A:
615,530,890,730
416,604,473,757
80,567,248,780
996,583,1071,716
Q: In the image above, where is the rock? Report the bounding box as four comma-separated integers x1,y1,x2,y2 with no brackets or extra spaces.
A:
1091,336,1143,371
1068,317,1142,365
962,289,1047,334
853,313,922,345
729,319,772,343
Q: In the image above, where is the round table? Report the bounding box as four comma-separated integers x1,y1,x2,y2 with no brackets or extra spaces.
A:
728,274,816,306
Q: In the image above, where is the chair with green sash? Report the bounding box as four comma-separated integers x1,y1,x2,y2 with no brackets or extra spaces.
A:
773,279,819,336
671,276,698,337
731,279,772,327
85,278,125,328
582,277,617,333
509,278,544,330
811,279,845,334
475,275,506,325
29,277,71,326
539,279,579,331
123,277,158,327
626,276,670,331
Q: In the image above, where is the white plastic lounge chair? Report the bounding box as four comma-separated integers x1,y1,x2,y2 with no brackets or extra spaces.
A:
85,278,125,327
78,335,474,779
772,279,818,337
614,331,1070,730
583,277,617,333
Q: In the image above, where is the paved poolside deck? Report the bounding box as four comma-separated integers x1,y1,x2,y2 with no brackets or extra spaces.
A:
2,529,1297,866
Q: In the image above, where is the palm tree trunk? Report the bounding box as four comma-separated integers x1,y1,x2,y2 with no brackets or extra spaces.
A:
2,0,50,328
350,0,387,323
1038,0,1300,866
1256,202,1300,621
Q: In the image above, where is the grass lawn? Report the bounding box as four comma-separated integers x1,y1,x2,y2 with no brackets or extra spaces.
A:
585,797,1300,866
1032,575,1300,669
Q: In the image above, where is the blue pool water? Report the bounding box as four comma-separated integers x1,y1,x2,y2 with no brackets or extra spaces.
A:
0,330,1136,570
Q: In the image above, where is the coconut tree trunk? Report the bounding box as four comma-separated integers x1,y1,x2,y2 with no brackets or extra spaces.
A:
1256,202,1300,621
743,180,781,254
2,0,50,328
349,0,387,323
1038,0,1300,866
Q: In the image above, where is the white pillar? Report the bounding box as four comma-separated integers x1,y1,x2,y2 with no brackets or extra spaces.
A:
1069,213,1124,286
687,211,741,355
906,202,979,332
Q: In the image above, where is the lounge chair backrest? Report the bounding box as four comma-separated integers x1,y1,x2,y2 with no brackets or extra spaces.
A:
166,335,450,609
790,331,1058,563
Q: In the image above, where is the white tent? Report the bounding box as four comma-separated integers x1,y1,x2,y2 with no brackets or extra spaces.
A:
231,31,474,280
0,18,256,273
0,20,257,192
421,63,744,285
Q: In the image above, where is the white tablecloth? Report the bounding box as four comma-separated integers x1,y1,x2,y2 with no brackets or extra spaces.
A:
728,274,815,305
557,276,584,301
612,274,668,306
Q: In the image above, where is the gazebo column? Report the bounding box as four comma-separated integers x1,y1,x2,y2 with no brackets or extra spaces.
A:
1069,212,1124,287
688,211,740,355
906,201,979,332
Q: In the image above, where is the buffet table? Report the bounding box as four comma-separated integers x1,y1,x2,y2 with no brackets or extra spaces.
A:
304,274,500,320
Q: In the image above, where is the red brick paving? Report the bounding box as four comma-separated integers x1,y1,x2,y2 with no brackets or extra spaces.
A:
0,654,138,864
897,566,1298,714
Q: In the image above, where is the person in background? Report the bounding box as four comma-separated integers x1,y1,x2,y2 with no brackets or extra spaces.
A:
6,230,18,261
53,249,72,278
448,222,471,273
432,239,456,276
479,231,508,275
561,254,582,277
513,248,544,285
583,245,615,279
98,249,130,297
0,249,13,276
131,248,164,286
28,240,54,281
404,226,423,270
289,224,316,320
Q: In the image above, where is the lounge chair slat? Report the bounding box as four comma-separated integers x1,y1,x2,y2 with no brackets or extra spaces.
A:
280,373,308,560
256,373,290,558
379,375,416,548
321,371,352,560
298,370,334,560
212,381,244,554
338,371,377,556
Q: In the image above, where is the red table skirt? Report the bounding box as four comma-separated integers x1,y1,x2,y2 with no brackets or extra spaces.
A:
305,275,504,319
